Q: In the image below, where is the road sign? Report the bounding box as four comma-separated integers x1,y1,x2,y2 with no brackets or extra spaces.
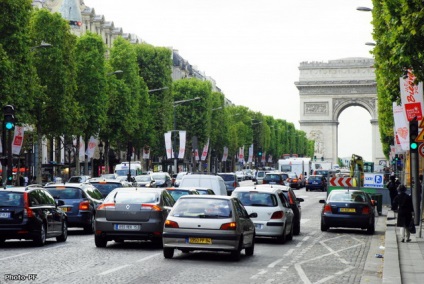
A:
416,128,424,142
419,143,424,158
329,177,353,187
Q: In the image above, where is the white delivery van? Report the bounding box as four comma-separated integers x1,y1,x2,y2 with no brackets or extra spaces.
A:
114,161,142,177
179,174,227,196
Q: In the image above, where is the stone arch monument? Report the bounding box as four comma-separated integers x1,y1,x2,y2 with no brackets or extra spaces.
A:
295,57,386,166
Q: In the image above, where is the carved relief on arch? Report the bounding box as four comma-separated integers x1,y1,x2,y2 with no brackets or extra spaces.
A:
309,130,325,155
304,102,328,115
333,97,376,118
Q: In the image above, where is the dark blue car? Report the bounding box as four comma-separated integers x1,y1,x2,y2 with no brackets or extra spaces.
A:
305,175,327,192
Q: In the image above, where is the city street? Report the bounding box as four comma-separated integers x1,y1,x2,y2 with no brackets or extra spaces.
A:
0,182,380,284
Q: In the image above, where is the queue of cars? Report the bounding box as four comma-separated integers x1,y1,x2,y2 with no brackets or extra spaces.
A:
0,171,378,263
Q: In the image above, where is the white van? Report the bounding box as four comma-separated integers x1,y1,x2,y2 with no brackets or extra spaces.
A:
179,174,227,196
114,161,142,177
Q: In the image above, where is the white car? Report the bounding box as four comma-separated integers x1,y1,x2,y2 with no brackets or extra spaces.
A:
232,185,294,243
235,171,245,181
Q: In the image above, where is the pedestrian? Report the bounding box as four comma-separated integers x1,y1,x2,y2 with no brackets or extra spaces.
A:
24,175,28,186
386,176,400,210
393,184,414,243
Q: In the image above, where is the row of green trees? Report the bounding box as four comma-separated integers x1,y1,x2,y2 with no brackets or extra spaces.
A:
371,0,424,156
0,1,313,182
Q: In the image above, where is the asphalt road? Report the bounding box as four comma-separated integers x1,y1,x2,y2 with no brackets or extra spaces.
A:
0,182,376,284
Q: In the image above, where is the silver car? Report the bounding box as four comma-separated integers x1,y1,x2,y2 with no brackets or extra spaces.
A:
162,195,257,260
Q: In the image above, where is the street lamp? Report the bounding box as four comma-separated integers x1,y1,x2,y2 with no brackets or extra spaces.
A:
172,97,201,174
107,70,123,76
98,141,104,176
30,41,52,51
148,87,169,93
66,142,75,180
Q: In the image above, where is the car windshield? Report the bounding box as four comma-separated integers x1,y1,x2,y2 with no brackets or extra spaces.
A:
115,169,138,177
90,183,122,198
309,176,322,181
329,191,366,202
257,172,265,177
196,189,212,195
105,191,159,204
45,187,82,199
264,174,281,181
172,198,232,218
0,192,23,206
167,190,192,201
135,176,152,182
234,192,278,207
218,174,235,181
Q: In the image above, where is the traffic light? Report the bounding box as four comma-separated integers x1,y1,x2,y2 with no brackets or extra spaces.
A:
258,147,262,157
394,154,399,161
3,105,15,130
7,174,13,182
126,142,133,161
69,21,82,26
409,118,419,152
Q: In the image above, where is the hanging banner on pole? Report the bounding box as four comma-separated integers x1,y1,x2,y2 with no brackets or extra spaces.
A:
400,70,424,121
79,137,85,161
164,131,172,159
178,131,186,159
247,144,253,163
201,139,209,161
85,136,97,159
393,102,410,151
11,126,25,155
222,146,228,162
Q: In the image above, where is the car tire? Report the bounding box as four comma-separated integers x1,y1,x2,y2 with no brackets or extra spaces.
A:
56,221,68,242
287,224,294,241
231,238,243,261
245,235,255,256
276,225,287,244
320,220,329,232
163,248,174,259
293,219,301,236
33,223,46,247
95,235,107,248
84,215,95,234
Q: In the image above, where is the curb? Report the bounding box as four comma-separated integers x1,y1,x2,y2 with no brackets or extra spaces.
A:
382,210,401,284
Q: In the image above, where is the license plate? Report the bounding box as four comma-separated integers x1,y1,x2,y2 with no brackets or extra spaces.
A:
60,207,69,212
0,212,11,218
255,223,263,230
269,182,276,184
339,208,356,213
188,237,212,244
114,224,141,231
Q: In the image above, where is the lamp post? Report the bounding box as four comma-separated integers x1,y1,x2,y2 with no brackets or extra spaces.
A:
66,142,74,180
98,141,104,176
172,97,201,174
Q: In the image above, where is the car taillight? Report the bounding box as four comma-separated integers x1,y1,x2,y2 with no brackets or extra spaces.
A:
79,201,90,210
165,220,179,228
141,204,161,211
362,206,371,214
323,204,332,213
23,192,34,218
233,181,238,187
271,211,284,219
220,222,237,230
263,180,267,184
97,203,115,210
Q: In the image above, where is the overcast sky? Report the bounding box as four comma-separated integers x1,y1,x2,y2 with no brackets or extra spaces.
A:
84,0,375,161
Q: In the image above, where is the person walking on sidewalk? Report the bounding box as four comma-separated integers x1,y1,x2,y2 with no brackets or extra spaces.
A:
393,184,414,242
387,175,400,210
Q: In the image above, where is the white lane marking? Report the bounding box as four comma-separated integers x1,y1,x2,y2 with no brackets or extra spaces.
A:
0,252,32,261
250,269,268,279
314,267,355,284
295,263,312,284
268,249,294,268
98,265,131,276
136,253,161,262
296,242,303,248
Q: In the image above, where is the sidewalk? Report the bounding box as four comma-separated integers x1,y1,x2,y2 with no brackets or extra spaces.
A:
383,207,424,284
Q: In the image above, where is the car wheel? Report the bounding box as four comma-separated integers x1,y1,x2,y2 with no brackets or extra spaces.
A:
83,215,95,234
56,221,68,242
95,235,107,248
367,222,375,235
287,224,294,241
276,225,287,244
231,238,243,261
293,218,301,235
33,223,46,247
320,219,329,232
163,248,174,259
245,234,255,256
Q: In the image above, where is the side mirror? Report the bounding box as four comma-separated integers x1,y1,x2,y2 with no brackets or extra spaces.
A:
319,200,326,204
56,199,65,206
249,212,258,218
296,198,304,202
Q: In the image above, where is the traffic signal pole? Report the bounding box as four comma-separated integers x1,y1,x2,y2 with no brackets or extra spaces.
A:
409,117,421,224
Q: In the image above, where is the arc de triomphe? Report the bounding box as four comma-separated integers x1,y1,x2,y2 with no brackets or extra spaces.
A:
295,57,386,166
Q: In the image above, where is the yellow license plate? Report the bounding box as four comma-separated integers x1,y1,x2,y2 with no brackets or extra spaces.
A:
189,238,212,244
339,208,356,213
60,207,69,212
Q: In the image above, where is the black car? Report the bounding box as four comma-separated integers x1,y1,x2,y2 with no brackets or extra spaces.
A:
44,183,103,233
262,172,289,186
150,172,172,188
281,187,303,235
319,189,376,234
0,186,68,246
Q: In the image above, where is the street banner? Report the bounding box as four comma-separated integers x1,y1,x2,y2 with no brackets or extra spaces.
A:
393,102,409,151
268,155,273,163
164,131,172,159
201,139,209,161
247,144,253,163
85,136,97,159
238,146,244,162
261,151,266,163
79,137,85,161
195,149,199,161
222,146,228,162
178,131,186,159
142,146,150,159
400,70,424,121
11,126,24,155
0,135,2,153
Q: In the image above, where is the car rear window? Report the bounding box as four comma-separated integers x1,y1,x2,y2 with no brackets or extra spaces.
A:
45,187,82,199
0,192,23,206
105,191,158,204
172,198,231,218
329,192,366,202
264,174,281,181
91,182,122,197
234,192,278,207
309,176,322,181
218,174,235,181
